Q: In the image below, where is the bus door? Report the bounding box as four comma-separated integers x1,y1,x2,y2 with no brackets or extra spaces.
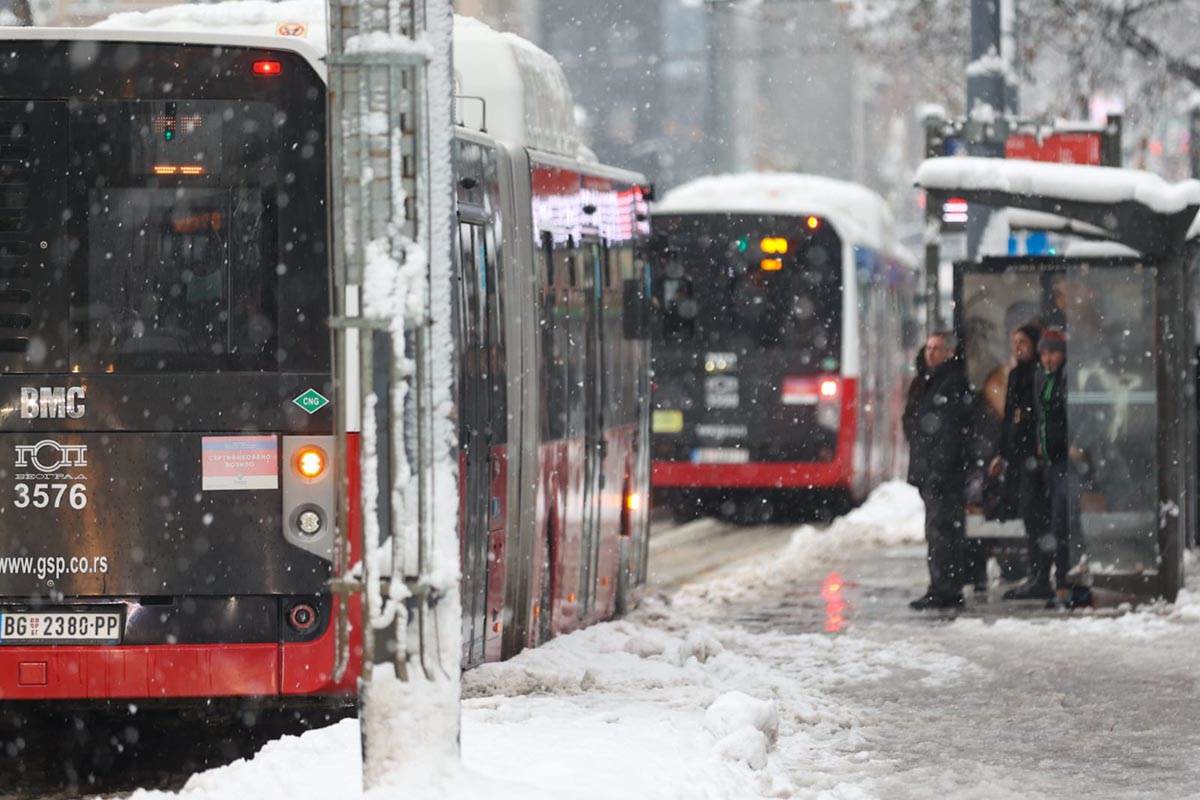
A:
578,237,606,617
456,212,493,666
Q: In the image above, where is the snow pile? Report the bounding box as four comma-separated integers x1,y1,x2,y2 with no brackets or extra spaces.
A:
125,719,362,800
705,691,780,770
673,481,924,609
655,172,896,251
916,156,1200,216
810,480,925,548
131,605,974,799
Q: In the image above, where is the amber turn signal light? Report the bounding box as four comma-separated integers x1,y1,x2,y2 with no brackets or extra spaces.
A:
294,445,327,480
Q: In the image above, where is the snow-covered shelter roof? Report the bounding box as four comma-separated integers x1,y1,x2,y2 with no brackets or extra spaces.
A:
916,156,1200,216
654,172,896,252
916,156,1200,256
3,0,584,158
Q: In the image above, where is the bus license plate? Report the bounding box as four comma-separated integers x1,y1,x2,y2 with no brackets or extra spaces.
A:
692,448,749,464
0,611,122,644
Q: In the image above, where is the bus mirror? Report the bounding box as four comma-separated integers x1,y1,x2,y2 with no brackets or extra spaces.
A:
623,278,649,340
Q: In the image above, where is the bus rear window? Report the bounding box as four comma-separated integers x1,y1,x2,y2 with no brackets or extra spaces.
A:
71,100,282,373
650,214,843,362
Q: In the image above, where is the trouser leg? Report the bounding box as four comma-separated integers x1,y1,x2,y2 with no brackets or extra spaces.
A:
1019,461,1052,585
1046,462,1072,588
922,484,964,597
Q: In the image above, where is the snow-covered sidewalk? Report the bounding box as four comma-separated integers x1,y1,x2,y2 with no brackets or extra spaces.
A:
124,483,1200,799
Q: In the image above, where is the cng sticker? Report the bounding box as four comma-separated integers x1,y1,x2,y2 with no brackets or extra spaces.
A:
293,389,330,415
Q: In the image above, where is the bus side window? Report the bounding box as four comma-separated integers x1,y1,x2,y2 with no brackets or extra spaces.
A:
541,231,568,441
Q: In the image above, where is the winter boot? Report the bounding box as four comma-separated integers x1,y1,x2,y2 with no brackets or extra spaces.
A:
1003,580,1054,601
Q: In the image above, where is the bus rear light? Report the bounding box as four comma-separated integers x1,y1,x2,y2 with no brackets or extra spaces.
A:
819,379,839,399
625,492,641,512
252,60,282,76
760,257,783,272
294,445,327,480
287,603,318,632
805,215,821,230
297,509,323,536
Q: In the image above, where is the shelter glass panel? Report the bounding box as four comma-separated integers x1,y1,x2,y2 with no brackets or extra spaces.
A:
1063,264,1158,574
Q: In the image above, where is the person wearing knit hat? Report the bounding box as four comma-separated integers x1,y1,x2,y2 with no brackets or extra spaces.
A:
1033,327,1091,610
989,322,1052,600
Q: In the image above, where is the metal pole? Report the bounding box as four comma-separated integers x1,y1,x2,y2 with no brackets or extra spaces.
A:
1190,105,1200,178
704,0,726,173
922,110,946,332
965,0,1007,261
326,0,461,787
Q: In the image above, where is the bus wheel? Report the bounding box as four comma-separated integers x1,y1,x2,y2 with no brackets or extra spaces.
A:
671,495,703,524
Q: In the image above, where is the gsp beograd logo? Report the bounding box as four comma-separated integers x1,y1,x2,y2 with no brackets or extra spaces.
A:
15,440,88,474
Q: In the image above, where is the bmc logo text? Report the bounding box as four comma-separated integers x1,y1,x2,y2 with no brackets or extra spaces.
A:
20,387,86,420
15,440,88,473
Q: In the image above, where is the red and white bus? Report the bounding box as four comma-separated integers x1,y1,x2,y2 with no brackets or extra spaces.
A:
0,16,650,708
648,173,918,521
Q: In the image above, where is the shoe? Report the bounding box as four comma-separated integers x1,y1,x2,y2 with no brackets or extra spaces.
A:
1003,580,1054,601
973,579,989,594
909,592,965,611
1069,585,1094,609
1067,556,1093,587
1046,596,1070,612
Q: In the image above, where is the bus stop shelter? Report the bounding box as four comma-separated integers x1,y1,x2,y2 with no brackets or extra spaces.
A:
916,156,1200,601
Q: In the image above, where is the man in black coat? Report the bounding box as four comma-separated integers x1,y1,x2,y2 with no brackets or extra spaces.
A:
904,331,974,610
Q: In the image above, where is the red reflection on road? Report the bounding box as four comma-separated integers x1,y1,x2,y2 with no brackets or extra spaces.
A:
821,571,849,633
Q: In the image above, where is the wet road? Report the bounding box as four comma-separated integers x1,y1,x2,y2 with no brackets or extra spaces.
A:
676,529,1200,799
645,514,799,591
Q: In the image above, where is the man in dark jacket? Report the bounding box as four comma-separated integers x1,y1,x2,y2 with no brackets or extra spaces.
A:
1034,328,1090,609
904,331,974,610
990,324,1055,599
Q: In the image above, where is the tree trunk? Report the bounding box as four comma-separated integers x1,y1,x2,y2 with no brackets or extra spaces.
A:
9,0,34,26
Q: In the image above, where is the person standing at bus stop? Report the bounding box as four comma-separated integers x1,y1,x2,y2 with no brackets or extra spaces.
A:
1034,328,1092,610
904,331,974,610
989,323,1056,600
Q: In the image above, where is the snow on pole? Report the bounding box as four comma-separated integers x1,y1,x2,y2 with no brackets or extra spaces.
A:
326,0,461,790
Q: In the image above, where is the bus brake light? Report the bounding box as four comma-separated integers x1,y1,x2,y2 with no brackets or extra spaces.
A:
253,60,282,76
819,379,839,399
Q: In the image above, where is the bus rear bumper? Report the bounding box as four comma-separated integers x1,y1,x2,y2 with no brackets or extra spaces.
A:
0,627,355,701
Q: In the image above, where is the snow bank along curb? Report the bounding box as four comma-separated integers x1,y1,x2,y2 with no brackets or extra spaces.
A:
674,481,925,607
